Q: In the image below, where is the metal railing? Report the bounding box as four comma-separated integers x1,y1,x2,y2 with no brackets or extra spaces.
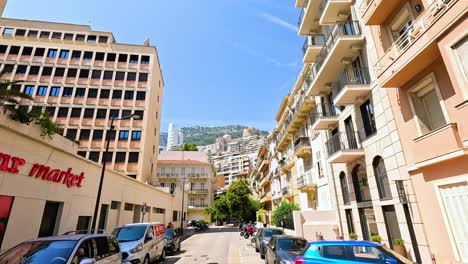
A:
358,0,374,15
326,131,362,156
189,204,208,207
302,34,326,56
297,0,310,27
188,189,209,194
374,0,456,75
331,67,371,100
319,0,329,13
282,185,292,196
310,103,338,125
294,137,311,153
297,171,314,188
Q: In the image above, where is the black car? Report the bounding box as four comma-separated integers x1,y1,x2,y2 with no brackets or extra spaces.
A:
253,227,284,259
165,228,181,255
265,235,308,264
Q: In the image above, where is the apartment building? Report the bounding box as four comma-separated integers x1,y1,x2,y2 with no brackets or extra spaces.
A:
156,151,214,222
0,18,163,183
358,0,467,262
167,122,184,150
212,152,254,186
253,146,273,225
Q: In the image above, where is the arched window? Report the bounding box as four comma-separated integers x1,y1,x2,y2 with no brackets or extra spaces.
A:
339,172,350,205
352,164,371,202
373,156,392,199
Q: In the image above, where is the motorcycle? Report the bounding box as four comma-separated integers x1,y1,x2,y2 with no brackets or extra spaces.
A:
243,225,256,239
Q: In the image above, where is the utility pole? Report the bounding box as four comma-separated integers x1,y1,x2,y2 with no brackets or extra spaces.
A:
180,177,186,235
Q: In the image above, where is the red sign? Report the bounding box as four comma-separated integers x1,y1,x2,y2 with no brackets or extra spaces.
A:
0,152,85,188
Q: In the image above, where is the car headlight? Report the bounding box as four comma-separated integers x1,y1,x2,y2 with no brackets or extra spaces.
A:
130,244,143,254
280,260,293,264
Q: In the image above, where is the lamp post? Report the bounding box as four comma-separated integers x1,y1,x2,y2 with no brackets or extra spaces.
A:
90,113,140,231
180,177,186,236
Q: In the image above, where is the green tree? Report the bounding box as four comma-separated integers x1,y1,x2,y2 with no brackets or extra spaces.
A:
177,143,198,151
205,193,229,222
0,71,32,107
272,200,300,226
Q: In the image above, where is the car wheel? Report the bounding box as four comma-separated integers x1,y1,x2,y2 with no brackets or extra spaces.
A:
260,247,265,259
255,246,259,252
143,256,150,264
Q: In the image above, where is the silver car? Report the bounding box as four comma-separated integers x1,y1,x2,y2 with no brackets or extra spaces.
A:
0,233,121,264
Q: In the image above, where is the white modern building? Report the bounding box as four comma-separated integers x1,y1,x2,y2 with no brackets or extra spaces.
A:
167,122,184,150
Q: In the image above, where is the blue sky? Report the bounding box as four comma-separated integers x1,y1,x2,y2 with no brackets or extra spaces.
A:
4,0,303,132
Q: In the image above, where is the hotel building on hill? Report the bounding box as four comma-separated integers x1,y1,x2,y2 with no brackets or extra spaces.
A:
0,17,164,183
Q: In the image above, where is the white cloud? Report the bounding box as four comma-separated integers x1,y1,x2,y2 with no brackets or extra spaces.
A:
258,12,298,32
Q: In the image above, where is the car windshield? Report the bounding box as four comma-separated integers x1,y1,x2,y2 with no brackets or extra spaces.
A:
165,229,174,239
112,225,147,242
0,240,76,264
263,229,283,238
277,238,308,251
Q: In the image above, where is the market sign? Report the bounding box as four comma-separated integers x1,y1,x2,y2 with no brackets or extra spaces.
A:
0,151,85,188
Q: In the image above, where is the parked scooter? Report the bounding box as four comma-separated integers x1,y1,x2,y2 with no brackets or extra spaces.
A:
194,221,209,232
243,224,256,239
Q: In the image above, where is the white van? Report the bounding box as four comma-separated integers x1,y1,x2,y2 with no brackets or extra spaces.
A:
112,222,166,264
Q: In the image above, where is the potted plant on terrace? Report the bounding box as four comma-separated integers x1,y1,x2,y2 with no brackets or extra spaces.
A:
371,235,382,244
349,233,358,240
393,238,408,258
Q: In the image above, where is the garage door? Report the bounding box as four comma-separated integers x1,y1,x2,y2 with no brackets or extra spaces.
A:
439,182,468,263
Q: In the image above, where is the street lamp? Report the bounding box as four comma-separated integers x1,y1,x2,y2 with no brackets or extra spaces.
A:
90,113,141,231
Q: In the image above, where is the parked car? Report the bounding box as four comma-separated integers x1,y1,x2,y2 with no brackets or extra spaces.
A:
0,233,121,264
112,222,166,264
295,240,414,264
165,228,181,255
253,227,284,259
265,235,308,264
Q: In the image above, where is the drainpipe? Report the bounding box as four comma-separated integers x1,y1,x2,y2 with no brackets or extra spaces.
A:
329,163,344,237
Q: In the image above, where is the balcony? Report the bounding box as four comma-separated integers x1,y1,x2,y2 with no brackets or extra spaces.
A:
277,128,293,152
282,185,293,198
297,171,316,191
281,157,295,173
302,35,326,63
260,193,272,203
359,0,405,25
188,173,209,181
319,0,353,25
259,174,270,188
326,131,364,163
332,67,372,106
258,158,270,172
306,21,364,96
294,137,312,158
310,103,339,130
188,189,209,195
374,0,461,88
297,0,321,35
188,204,209,209
158,173,177,180
295,0,307,8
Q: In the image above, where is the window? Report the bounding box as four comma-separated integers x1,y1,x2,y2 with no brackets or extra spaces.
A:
9,46,20,55
372,156,392,200
45,107,55,118
316,151,323,178
119,130,129,140
129,55,139,64
360,100,377,138
50,87,60,97
31,106,42,114
98,36,108,43
57,107,69,118
129,152,139,163
103,71,113,80
52,32,62,39
93,130,104,140
104,152,113,163
118,54,128,62
29,66,40,75
47,49,57,58
408,74,447,134
24,85,34,95
71,50,81,59
345,209,354,234
136,91,146,100
105,130,116,141
115,71,125,80
92,70,102,79
153,207,165,214
141,56,150,64
21,46,33,56
41,67,53,76
320,245,347,260
54,68,65,77
63,33,73,40
124,91,134,100
88,89,98,98
59,50,69,58
115,152,126,163
15,29,26,36
66,129,77,140
100,89,110,99
84,108,95,118
34,48,45,57
89,152,100,162
451,35,468,94
109,109,120,118
124,203,134,211
36,86,48,96
79,69,89,78
0,45,6,54
15,65,27,75
110,201,121,210
28,30,38,38
138,73,148,82
77,151,86,158
96,109,107,119
95,52,105,61
122,110,132,117
112,90,122,99
106,53,116,62
3,28,14,35
70,108,81,118
340,172,350,205
87,35,97,42
352,164,371,203
11,85,21,92
80,129,91,140
127,72,136,81
134,110,144,119
83,51,93,60
131,131,141,141
63,87,73,97
75,88,86,97
75,34,85,41
40,31,50,39
2,64,14,73
389,4,413,46
67,68,77,77
172,211,178,221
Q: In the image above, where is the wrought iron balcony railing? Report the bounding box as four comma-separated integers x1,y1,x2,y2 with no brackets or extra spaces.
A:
297,0,310,26
326,131,362,156
294,137,311,153
302,34,326,56
297,171,314,188
310,103,337,125
331,67,371,100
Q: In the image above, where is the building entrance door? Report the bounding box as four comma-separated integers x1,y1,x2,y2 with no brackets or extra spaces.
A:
382,205,401,249
38,201,61,237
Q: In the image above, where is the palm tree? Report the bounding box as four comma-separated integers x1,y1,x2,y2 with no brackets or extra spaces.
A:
0,70,32,107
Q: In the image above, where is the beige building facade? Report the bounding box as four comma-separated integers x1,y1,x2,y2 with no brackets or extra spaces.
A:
0,17,164,183
0,112,185,252
156,151,214,222
360,0,468,262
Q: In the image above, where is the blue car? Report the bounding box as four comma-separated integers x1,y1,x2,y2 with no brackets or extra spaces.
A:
295,240,414,264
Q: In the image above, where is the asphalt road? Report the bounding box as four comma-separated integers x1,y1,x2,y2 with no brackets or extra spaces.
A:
162,227,264,264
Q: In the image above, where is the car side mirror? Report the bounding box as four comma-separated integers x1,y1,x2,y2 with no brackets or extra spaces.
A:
79,258,95,264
